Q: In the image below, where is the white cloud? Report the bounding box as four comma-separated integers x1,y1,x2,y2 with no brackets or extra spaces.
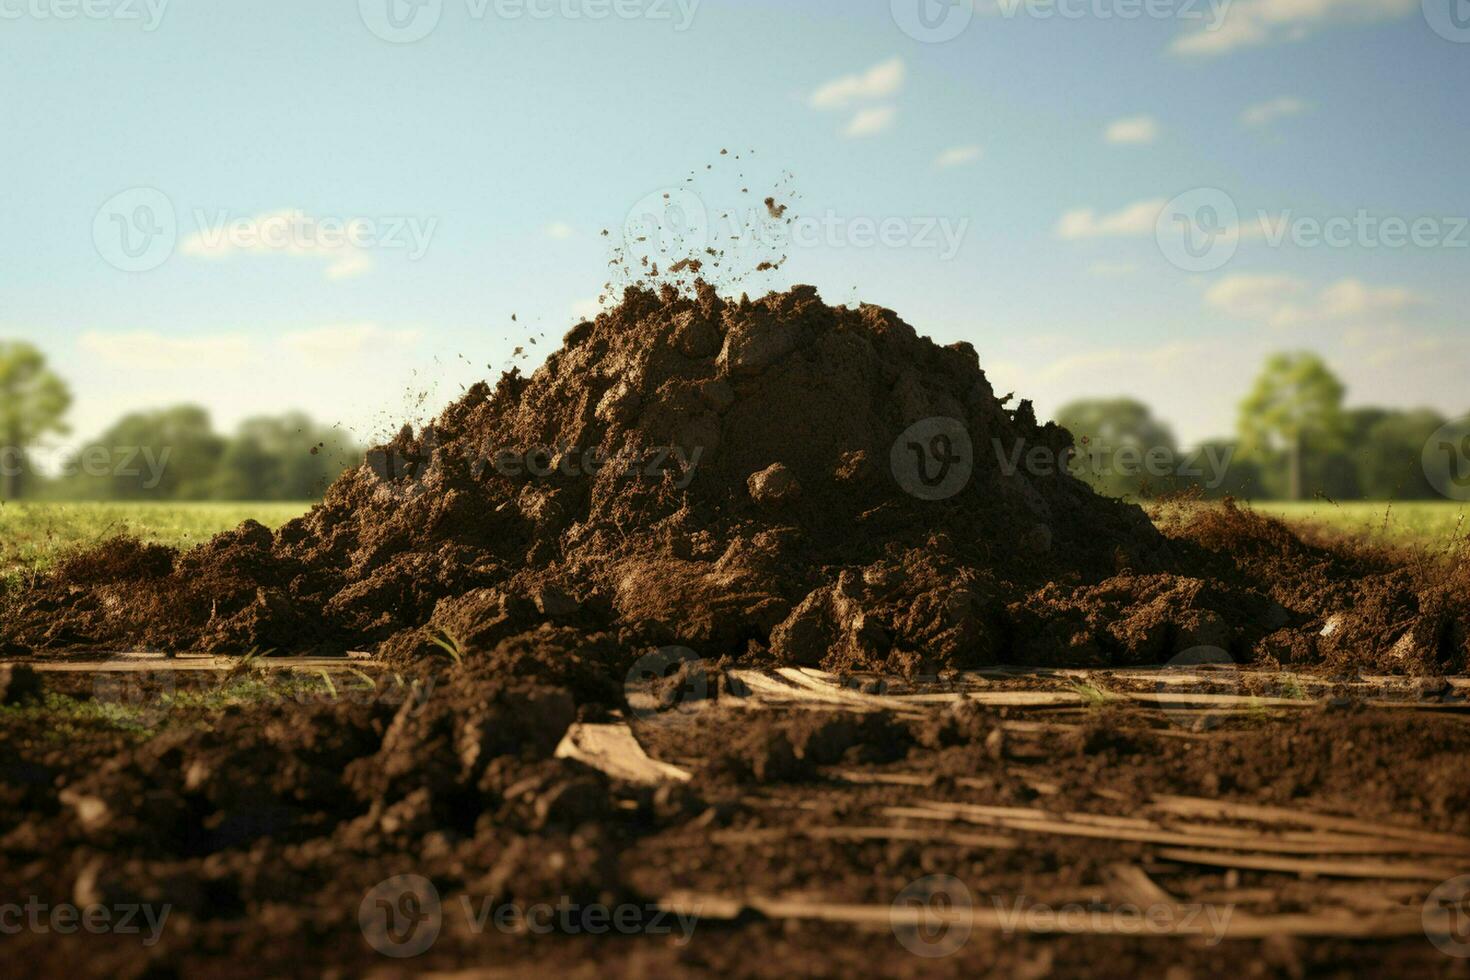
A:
1172,0,1418,56
1105,116,1160,145
1055,199,1166,239
77,331,252,371
1205,274,1424,327
809,57,905,110
844,105,897,138
1241,96,1311,127
935,145,983,168
544,222,575,240
181,209,375,280
280,323,421,359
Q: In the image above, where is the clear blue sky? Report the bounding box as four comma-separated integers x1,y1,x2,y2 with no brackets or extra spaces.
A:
3,0,1467,452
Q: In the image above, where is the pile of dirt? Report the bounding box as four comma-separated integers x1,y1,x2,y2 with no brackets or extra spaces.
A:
3,283,1467,677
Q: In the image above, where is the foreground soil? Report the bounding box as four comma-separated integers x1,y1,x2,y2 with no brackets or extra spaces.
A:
1,660,1467,978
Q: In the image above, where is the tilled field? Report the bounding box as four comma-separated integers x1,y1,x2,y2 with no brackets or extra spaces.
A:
2,657,1467,978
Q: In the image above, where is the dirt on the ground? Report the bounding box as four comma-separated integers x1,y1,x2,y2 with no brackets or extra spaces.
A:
2,283,1466,679
1,664,1467,977
3,283,1469,977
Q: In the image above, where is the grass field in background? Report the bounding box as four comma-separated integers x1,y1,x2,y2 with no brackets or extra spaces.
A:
0,501,313,578
2,499,1466,582
1250,500,1469,549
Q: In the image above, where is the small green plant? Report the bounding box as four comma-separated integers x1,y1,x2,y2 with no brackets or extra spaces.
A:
428,629,465,666
1066,679,1114,708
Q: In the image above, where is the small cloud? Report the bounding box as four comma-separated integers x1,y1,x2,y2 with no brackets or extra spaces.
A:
1105,116,1160,145
1240,96,1311,127
1171,0,1417,57
1055,199,1166,240
544,222,575,240
280,323,421,359
1205,274,1424,327
181,208,376,281
935,145,983,168
78,331,252,370
844,105,897,139
326,251,373,280
810,57,905,110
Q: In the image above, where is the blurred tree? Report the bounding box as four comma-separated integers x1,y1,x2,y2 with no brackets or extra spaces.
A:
1238,353,1348,501
0,342,71,500
1055,398,1178,498
1191,440,1266,499
1356,409,1447,500
212,414,360,500
60,405,226,500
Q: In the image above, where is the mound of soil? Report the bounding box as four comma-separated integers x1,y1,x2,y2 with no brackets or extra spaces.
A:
3,283,1467,676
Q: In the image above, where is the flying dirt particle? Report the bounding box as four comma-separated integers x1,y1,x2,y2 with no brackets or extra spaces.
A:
669,258,702,274
720,148,728,155
765,197,787,219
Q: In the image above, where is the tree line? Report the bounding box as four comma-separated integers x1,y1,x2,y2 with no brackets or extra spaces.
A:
1,340,1463,503
1,341,360,502
1057,352,1467,502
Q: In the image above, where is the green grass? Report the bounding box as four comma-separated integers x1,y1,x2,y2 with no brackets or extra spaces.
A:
0,500,313,578
2,498,1465,586
1250,500,1469,549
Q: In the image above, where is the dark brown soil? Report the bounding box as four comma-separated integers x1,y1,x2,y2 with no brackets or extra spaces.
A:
3,284,1469,977
1,666,1466,978
3,284,1466,680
